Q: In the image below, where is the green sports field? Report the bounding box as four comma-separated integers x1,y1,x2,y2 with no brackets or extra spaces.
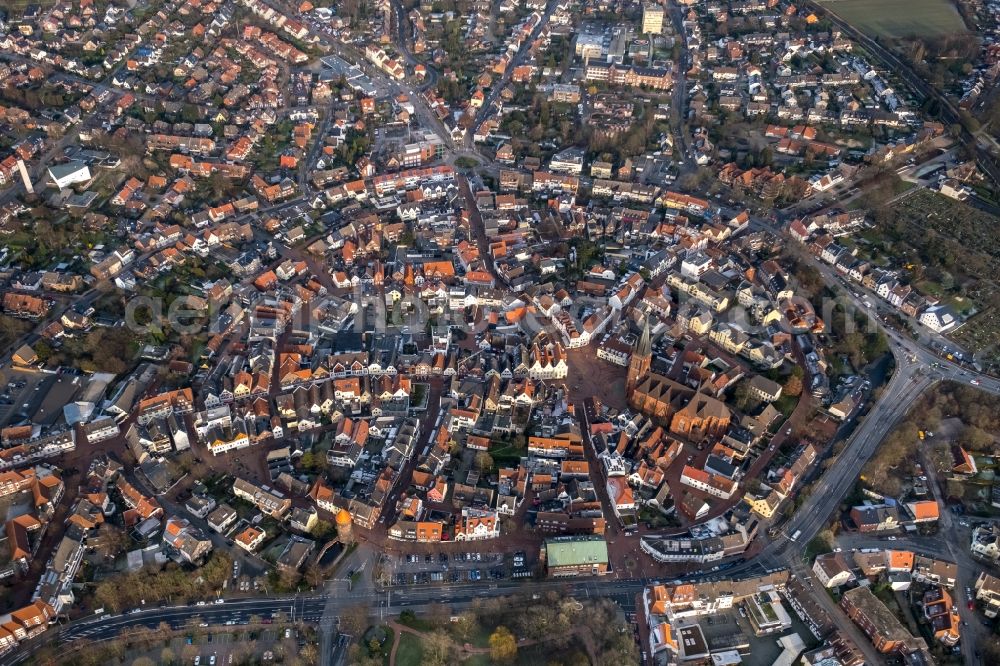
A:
819,0,966,37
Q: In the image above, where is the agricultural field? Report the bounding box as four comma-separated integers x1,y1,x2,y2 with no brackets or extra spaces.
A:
819,0,966,38
2,1,58,9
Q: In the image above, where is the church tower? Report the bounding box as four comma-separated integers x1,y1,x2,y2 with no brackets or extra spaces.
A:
627,320,652,392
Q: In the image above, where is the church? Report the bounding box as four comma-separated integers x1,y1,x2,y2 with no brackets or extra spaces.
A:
627,322,731,441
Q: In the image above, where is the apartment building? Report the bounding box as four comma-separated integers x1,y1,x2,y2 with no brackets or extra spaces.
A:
840,587,927,654
232,478,291,518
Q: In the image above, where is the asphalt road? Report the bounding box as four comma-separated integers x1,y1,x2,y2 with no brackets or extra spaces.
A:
732,208,1000,663
803,0,1000,190
14,160,993,666
472,0,560,135
836,532,993,666
24,191,977,666
4,577,645,665
772,369,933,553
666,0,693,174
6,4,1000,664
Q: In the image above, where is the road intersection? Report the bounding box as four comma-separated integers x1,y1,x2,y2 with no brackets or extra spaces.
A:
4,3,1000,664
9,327,988,666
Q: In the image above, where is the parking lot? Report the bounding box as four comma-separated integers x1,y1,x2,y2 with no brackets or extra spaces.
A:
229,557,266,594
0,368,47,429
384,549,535,586
123,627,303,666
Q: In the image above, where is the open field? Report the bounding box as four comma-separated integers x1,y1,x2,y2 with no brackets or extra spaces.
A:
395,632,423,666
0,1,57,9
819,0,966,38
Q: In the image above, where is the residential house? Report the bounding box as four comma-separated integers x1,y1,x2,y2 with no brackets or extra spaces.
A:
813,553,855,588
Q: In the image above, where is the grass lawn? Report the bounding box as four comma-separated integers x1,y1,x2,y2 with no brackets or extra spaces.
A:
489,436,528,467
916,283,975,315
395,633,423,666
819,0,966,37
638,505,676,529
260,537,286,562
947,295,976,316
972,184,1000,207
488,439,527,465
916,280,947,300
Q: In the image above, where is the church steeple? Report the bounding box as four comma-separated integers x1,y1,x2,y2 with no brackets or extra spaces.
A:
627,319,652,392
